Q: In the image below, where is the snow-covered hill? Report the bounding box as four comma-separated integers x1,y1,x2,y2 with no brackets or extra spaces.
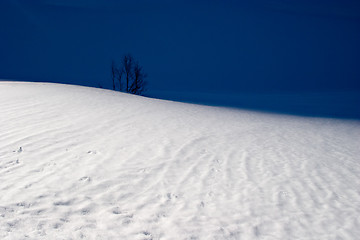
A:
0,82,359,240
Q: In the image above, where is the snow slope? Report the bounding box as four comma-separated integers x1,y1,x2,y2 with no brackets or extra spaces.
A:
0,82,359,240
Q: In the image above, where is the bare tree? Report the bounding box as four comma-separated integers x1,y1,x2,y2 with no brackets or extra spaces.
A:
122,54,133,93
111,54,147,95
129,62,147,95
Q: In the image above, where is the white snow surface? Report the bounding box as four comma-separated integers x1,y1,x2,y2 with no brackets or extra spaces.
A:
0,82,360,240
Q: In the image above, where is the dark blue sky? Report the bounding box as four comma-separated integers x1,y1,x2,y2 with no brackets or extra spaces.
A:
1,0,360,93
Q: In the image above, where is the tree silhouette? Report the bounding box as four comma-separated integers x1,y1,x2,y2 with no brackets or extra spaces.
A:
129,62,147,95
111,54,147,95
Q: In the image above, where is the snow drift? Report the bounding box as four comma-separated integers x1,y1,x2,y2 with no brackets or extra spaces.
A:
0,82,359,239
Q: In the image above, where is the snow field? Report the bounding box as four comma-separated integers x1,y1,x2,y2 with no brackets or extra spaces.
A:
0,82,359,239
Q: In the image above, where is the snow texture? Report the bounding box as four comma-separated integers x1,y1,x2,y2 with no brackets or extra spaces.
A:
0,82,359,239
